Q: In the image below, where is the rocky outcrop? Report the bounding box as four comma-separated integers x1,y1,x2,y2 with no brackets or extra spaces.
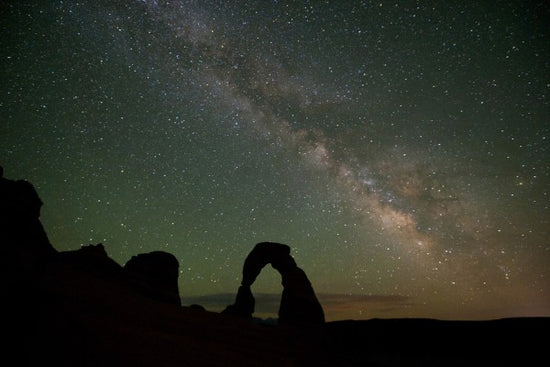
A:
0,166,180,307
0,166,57,275
124,251,181,306
57,243,125,278
225,242,325,326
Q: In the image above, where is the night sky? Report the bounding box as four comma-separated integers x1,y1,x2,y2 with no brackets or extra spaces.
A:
2,0,549,321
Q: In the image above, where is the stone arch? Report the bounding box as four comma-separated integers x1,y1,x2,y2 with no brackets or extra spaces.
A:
223,242,325,326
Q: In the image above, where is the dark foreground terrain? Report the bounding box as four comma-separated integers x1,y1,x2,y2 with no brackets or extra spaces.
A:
9,260,548,367
2,168,547,366
9,254,548,367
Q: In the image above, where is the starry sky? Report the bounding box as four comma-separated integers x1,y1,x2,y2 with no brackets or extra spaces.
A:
2,0,549,321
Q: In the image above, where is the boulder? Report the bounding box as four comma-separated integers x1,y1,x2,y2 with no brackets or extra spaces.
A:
124,251,181,306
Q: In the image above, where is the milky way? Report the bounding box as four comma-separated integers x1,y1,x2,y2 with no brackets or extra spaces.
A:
2,1,549,320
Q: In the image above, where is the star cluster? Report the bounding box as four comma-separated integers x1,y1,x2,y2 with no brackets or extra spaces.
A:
1,0,549,320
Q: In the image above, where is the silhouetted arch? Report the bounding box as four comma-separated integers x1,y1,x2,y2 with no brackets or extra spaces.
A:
223,242,325,326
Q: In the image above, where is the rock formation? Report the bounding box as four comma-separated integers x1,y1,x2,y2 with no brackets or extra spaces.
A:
56,243,125,278
124,251,181,306
225,242,325,326
222,284,255,318
0,166,57,275
0,166,180,307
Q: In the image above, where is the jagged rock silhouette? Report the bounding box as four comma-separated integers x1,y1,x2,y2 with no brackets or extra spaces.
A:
224,242,325,326
0,166,57,275
0,166,182,308
57,243,125,277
